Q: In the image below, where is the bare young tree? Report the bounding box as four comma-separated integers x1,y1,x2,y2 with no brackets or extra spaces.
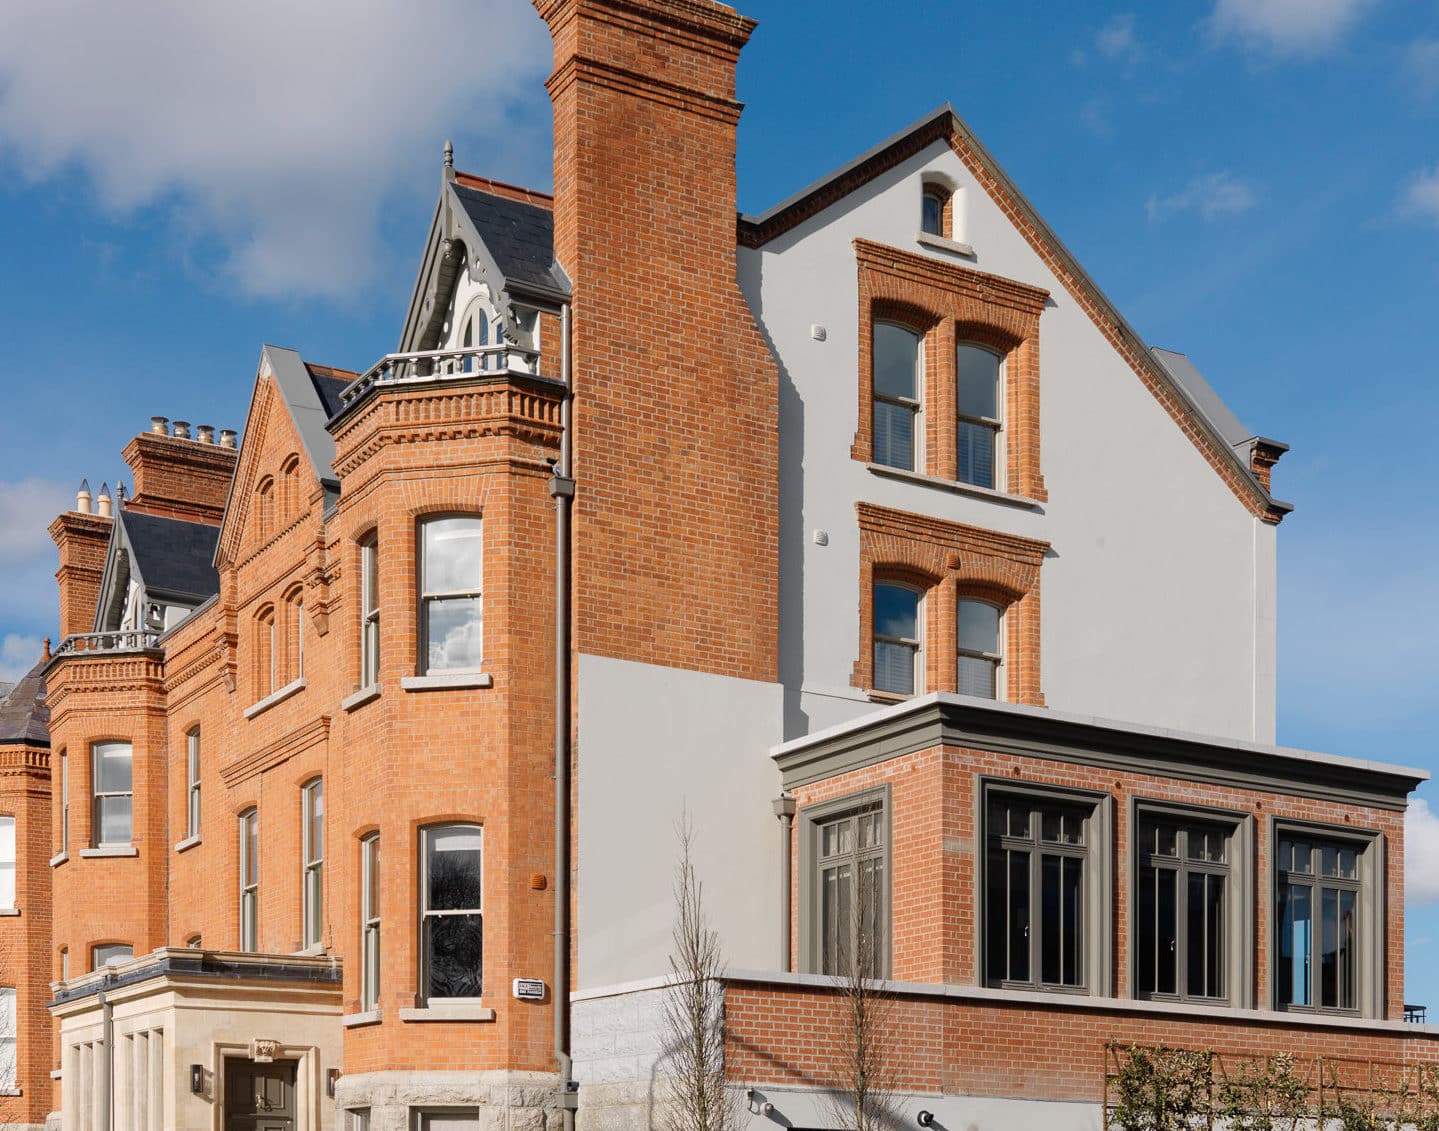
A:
825,854,905,1131
661,816,736,1131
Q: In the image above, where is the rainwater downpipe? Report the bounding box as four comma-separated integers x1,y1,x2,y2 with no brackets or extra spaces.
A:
550,300,577,1129
773,794,796,971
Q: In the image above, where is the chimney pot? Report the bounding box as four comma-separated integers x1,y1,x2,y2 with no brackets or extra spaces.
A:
219,429,238,450
97,482,113,518
76,479,93,514
171,420,191,440
196,424,215,445
150,416,169,435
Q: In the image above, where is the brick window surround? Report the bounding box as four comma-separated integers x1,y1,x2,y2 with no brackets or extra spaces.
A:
852,238,1049,501
853,502,1048,705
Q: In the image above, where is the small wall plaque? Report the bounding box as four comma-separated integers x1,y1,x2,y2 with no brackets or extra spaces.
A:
513,978,546,1002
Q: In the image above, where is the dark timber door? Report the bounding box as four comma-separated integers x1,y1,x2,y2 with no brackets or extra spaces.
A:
224,1059,297,1131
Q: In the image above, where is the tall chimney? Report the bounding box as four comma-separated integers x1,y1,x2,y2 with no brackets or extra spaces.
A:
49,507,113,638
533,0,779,682
121,425,238,524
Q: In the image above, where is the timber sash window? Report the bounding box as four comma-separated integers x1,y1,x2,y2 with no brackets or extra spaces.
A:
420,824,484,1001
956,343,1002,489
872,582,922,696
185,729,201,839
239,808,259,952
361,833,380,1011
419,518,483,673
872,323,922,472
360,535,379,687
0,818,13,909
60,750,68,854
91,741,133,847
956,598,1002,699
302,779,324,949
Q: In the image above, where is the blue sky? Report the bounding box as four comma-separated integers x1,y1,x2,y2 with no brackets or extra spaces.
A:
1,0,1437,1005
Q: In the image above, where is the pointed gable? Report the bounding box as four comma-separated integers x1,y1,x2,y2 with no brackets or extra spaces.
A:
739,105,1292,525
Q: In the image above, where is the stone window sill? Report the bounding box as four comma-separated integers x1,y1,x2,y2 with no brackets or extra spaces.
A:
174,834,202,854
49,851,68,868
50,1070,63,1080
0,907,19,917
243,677,306,719
341,1010,382,1029
916,230,976,258
294,943,326,957
400,672,493,693
341,684,382,712
80,846,139,858
0,1087,21,1096
866,463,1043,511
398,1004,496,1023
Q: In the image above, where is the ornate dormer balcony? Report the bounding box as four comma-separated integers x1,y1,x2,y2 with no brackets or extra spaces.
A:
50,630,162,659
338,344,545,411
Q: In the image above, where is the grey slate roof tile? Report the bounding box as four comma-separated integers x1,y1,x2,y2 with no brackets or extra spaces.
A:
0,661,48,745
452,183,567,295
120,509,221,603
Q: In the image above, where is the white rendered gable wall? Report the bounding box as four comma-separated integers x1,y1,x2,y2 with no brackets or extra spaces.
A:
740,138,1277,745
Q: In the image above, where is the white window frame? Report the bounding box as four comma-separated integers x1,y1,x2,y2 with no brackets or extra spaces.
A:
360,535,380,688
0,816,14,910
92,943,132,970
361,833,380,1011
871,321,924,473
239,808,259,952
872,580,924,697
60,749,69,855
419,823,484,1004
302,779,324,950
0,987,15,1092
956,596,1004,701
91,741,133,848
186,729,201,840
955,341,1004,491
417,517,484,675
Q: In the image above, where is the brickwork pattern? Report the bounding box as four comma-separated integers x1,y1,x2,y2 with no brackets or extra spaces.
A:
47,513,112,640
852,239,1048,503
852,502,1047,706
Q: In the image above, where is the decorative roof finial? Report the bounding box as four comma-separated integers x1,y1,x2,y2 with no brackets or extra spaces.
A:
443,139,455,181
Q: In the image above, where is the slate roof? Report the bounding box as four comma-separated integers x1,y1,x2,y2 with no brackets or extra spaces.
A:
120,509,221,603
452,182,568,296
0,660,49,745
305,363,357,420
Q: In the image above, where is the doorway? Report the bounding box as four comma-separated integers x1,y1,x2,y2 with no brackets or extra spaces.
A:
224,1057,298,1131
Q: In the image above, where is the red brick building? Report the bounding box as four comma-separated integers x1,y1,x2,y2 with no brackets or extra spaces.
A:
1,0,1435,1128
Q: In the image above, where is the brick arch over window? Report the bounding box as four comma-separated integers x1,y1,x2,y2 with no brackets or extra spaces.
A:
853,239,1047,500
853,502,1048,705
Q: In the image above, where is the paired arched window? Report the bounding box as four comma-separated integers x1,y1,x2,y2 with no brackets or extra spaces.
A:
957,343,1003,490
870,580,1005,701
957,597,1003,699
255,477,275,541
872,582,923,696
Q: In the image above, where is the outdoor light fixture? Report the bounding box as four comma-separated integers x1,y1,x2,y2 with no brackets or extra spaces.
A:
188,1064,204,1094
326,1068,341,1098
917,1113,935,1127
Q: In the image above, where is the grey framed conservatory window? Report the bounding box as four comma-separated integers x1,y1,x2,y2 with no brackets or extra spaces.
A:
1132,802,1254,1007
956,343,1001,489
420,824,484,1001
799,785,891,979
302,779,324,949
1273,822,1383,1017
872,322,922,472
873,582,922,696
418,517,483,674
956,598,1002,700
981,780,1112,995
91,741,133,847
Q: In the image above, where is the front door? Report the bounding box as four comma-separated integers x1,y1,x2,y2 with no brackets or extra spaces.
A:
224,1058,297,1131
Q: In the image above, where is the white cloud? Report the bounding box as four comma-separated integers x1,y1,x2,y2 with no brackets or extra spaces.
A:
1146,171,1258,222
1408,799,1439,908
0,634,45,684
1210,0,1375,56
1403,40,1439,101
1097,14,1142,62
0,0,550,299
0,479,74,560
1398,165,1439,226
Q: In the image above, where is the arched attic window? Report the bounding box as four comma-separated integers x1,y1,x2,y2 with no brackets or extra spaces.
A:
280,455,303,522
255,477,275,541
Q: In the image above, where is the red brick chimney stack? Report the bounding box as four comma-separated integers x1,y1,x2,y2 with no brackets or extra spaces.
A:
533,0,781,682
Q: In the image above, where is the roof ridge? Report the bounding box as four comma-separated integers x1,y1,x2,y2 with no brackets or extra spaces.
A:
453,172,554,209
